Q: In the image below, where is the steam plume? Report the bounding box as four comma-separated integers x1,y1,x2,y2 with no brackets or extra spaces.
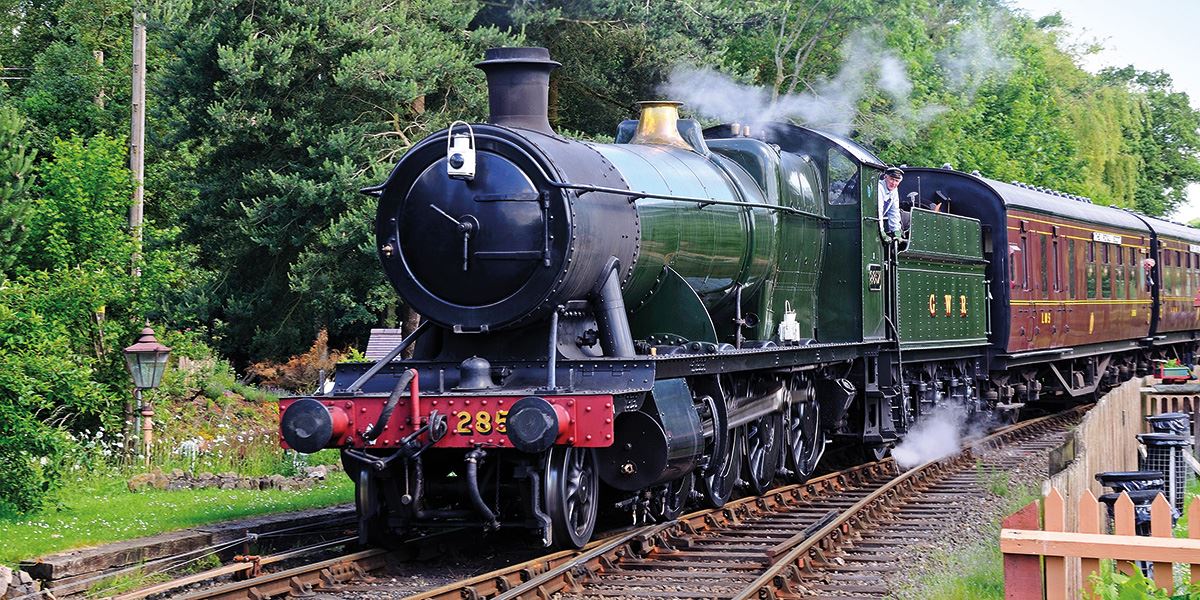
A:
660,20,1013,138
891,404,968,469
936,19,1016,99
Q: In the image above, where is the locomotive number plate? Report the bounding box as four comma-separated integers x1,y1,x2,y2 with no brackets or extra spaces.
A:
452,409,509,435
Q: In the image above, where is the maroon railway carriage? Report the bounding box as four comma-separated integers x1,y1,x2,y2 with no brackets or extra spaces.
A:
1137,216,1200,340
899,168,1196,404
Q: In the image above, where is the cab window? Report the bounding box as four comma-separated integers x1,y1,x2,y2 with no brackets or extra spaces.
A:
827,150,859,206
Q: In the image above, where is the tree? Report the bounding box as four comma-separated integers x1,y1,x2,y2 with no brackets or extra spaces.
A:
494,0,759,136
1101,68,1200,216
0,106,35,276
155,0,516,360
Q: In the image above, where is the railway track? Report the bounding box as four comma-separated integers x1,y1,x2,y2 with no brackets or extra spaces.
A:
107,406,1081,600
407,406,1085,600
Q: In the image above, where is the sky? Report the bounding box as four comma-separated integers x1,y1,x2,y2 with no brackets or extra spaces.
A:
1006,0,1200,223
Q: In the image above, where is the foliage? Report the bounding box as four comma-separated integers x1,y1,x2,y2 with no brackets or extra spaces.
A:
245,329,340,394
1088,566,1200,599
1101,68,1200,215
156,0,517,361
0,105,35,276
0,132,197,511
491,0,759,137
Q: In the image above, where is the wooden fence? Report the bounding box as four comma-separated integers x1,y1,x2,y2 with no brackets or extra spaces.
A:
1141,391,1200,433
1001,488,1200,598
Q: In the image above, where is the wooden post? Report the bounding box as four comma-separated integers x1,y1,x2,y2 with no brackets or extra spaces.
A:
1190,501,1200,586
1044,489,1067,600
1150,493,1173,592
1114,492,1136,576
1078,490,1102,598
129,13,146,277
1004,500,1042,600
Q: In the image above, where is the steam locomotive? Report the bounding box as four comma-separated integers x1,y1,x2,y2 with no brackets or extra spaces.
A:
278,47,1200,548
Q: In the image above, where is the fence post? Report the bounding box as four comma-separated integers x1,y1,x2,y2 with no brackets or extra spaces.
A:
1150,493,1174,592
1114,492,1136,576
1004,499,1043,600
1079,490,1102,598
1190,501,1200,586
1045,489,1067,600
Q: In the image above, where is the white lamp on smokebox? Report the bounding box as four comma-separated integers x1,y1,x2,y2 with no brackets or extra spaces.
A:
123,326,171,467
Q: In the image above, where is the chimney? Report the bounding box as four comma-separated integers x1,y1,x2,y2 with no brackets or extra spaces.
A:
475,47,560,135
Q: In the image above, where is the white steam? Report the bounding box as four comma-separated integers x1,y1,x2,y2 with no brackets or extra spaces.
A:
891,404,969,469
936,19,1016,99
661,30,939,137
660,21,1013,138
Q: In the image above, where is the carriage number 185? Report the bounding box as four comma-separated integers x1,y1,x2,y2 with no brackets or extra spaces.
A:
453,410,509,435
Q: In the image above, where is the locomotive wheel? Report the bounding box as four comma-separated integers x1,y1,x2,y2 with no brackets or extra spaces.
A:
544,446,599,549
701,425,744,508
353,467,389,547
650,471,694,522
785,399,825,483
743,412,782,495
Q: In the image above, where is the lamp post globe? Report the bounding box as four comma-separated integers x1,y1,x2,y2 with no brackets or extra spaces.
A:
123,327,170,466
123,327,171,390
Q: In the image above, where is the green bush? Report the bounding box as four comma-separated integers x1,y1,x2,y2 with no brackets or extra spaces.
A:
1089,566,1200,599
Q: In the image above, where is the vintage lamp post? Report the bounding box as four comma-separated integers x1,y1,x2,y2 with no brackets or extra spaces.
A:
123,327,171,467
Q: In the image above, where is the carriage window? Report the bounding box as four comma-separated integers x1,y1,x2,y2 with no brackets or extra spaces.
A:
1176,251,1182,266
826,151,859,206
1102,243,1110,264
1068,239,1077,297
1087,242,1095,262
1021,235,1029,290
1130,248,1136,265
1116,265,1126,299
1117,246,1124,265
1053,239,1061,292
1086,264,1096,299
1009,246,1017,285
1101,265,1112,299
1040,236,1049,298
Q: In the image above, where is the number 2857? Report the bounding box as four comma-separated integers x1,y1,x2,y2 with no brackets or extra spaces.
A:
453,410,509,435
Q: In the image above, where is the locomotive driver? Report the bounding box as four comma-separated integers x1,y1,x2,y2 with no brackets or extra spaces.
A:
878,166,904,241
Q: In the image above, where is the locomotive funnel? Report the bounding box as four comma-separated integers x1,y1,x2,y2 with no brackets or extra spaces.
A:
630,101,692,149
475,47,559,135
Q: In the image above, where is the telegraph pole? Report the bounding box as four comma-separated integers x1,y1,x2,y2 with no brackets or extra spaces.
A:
126,14,147,461
129,13,146,278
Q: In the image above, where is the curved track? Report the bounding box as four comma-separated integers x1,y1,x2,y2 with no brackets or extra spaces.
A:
406,406,1085,600
124,406,1083,600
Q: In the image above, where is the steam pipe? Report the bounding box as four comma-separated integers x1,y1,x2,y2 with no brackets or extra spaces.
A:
465,448,499,529
362,369,416,442
547,308,559,389
593,258,635,358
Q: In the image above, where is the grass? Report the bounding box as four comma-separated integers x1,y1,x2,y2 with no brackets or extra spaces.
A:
85,551,221,597
975,461,1013,497
897,483,1041,599
0,475,353,567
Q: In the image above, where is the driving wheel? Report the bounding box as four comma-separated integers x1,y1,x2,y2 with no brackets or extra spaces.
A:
744,412,782,494
544,446,599,549
785,398,825,483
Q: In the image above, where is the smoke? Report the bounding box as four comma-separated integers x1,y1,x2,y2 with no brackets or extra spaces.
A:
660,19,1014,138
661,30,941,137
935,19,1016,99
892,404,969,469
